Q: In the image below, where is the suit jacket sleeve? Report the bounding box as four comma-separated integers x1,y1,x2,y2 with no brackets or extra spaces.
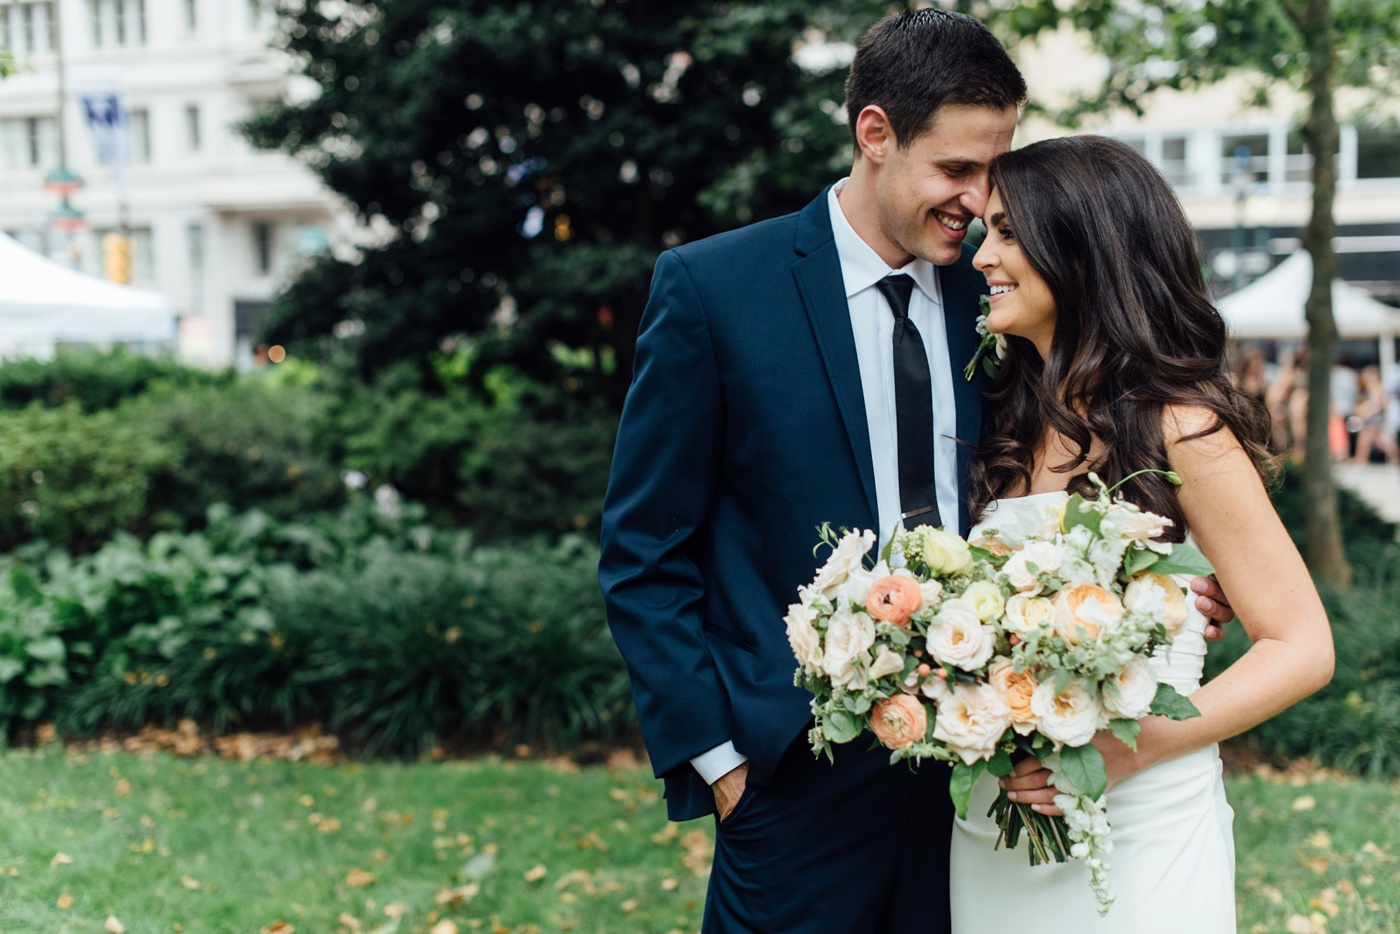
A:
599,249,732,781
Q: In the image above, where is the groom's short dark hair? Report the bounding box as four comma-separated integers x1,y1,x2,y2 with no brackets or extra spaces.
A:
845,9,1026,151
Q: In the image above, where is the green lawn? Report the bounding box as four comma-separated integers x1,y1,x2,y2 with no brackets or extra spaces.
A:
0,748,1394,934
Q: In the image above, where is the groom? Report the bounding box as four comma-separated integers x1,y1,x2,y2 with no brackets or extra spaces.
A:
600,9,1232,933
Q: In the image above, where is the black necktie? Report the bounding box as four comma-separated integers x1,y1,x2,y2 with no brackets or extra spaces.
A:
875,274,941,530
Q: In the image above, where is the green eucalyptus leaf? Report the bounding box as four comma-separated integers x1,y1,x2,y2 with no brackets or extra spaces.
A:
949,759,988,819
1057,743,1108,801
1149,543,1215,577
824,709,862,744
1107,717,1141,752
1150,683,1202,720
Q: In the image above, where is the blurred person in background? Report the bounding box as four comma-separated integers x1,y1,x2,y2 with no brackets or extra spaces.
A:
1351,365,1398,464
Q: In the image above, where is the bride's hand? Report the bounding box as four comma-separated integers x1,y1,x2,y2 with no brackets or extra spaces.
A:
997,732,1146,818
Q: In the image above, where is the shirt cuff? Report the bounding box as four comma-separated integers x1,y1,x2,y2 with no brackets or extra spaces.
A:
690,742,749,785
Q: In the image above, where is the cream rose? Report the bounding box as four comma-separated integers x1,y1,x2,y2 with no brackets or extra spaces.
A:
918,579,944,609
925,598,996,672
784,601,823,673
932,682,1012,765
822,608,875,683
970,535,1013,557
1123,571,1189,638
1003,593,1055,637
1002,541,1064,593
988,657,1040,735
962,580,1007,624
1102,656,1158,720
909,527,974,577
810,529,877,597
1051,583,1124,645
1030,679,1105,747
870,695,928,750
869,645,906,681
1123,510,1174,547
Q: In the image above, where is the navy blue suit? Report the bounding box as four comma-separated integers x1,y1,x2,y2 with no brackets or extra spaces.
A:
600,188,988,932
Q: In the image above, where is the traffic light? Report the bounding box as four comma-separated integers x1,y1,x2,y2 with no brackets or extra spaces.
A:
102,232,132,284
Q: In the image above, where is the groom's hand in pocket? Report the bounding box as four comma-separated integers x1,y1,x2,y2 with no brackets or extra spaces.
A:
712,762,749,823
1191,575,1235,642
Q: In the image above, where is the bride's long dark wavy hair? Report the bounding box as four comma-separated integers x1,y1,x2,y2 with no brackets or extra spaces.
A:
968,135,1274,539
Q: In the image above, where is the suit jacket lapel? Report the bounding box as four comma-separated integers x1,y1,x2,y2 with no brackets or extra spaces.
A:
791,191,879,527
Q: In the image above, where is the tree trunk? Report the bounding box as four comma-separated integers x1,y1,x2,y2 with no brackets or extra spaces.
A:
1299,0,1352,587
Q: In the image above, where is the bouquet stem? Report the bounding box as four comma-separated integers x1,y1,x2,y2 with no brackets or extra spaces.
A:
987,789,1071,866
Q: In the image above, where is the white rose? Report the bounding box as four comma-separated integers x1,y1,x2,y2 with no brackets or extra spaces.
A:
962,580,1006,623
1030,679,1105,747
918,579,944,609
1003,593,1055,637
1123,510,1174,546
910,527,974,577
784,601,823,673
925,598,996,672
822,608,876,682
830,564,879,609
932,682,1012,765
1102,657,1158,720
869,645,906,681
810,529,877,597
1003,541,1064,593
920,673,952,704
1122,571,1189,638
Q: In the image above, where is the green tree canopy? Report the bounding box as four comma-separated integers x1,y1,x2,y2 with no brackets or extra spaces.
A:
246,0,888,404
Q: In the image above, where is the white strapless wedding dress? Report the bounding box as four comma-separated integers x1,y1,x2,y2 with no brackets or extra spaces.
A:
949,491,1236,933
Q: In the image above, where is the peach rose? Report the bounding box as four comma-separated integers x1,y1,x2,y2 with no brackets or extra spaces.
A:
870,695,928,750
1123,571,1189,638
1052,583,1124,645
988,657,1039,735
867,575,923,627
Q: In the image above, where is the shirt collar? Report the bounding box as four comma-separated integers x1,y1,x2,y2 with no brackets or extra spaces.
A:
828,178,940,307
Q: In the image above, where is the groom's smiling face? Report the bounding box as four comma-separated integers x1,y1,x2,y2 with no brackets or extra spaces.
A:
868,104,1018,268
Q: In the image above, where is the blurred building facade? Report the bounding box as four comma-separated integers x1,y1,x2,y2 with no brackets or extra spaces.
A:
0,0,337,366
1016,28,1400,319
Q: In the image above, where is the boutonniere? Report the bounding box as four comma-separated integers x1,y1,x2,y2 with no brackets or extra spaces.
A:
963,294,1006,382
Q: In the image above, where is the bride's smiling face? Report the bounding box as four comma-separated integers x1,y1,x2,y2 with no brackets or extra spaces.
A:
973,188,1057,359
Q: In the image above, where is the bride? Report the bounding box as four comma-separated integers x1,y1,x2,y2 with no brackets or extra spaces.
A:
950,135,1334,932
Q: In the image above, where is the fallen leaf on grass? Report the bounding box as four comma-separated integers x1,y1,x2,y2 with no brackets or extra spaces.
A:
1291,795,1316,812
523,864,547,882
338,913,361,930
620,899,638,912
260,923,295,934
104,916,126,933
51,852,73,867
318,818,342,834
346,868,377,887
459,853,496,880
57,893,73,909
434,884,479,907
181,875,202,890
383,902,408,919
1305,830,1331,849
115,778,132,797
650,824,679,845
430,923,459,934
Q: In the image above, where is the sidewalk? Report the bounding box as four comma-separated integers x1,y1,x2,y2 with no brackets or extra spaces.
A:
1333,463,1400,525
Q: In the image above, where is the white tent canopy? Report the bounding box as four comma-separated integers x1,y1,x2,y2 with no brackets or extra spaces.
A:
1218,249,1400,383
0,232,175,356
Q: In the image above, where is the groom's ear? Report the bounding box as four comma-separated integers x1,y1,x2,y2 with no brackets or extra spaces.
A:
854,105,897,163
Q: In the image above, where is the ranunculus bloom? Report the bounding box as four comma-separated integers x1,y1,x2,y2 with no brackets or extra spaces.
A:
867,575,923,627
1102,656,1158,720
1030,679,1105,747
988,657,1039,735
784,601,823,674
1003,592,1055,637
925,598,996,672
932,682,1012,764
961,580,1006,624
1052,583,1124,645
970,535,1013,557
1123,571,1189,638
870,695,928,750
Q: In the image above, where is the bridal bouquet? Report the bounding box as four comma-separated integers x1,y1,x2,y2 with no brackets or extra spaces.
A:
787,473,1210,914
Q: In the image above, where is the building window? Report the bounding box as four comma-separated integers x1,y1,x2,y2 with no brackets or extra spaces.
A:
252,221,273,275
1356,126,1400,180
1159,135,1193,188
0,115,57,170
187,222,204,312
1220,132,1269,186
128,107,151,164
88,0,146,49
1285,130,1313,184
184,0,196,32
1,1,54,56
185,104,201,152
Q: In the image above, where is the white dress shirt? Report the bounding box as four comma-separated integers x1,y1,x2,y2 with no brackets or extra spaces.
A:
691,179,963,785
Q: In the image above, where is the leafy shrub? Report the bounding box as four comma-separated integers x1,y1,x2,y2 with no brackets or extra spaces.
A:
0,403,180,551
0,348,221,412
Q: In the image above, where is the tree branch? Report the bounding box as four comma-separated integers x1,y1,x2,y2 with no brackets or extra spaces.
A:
1279,0,1306,31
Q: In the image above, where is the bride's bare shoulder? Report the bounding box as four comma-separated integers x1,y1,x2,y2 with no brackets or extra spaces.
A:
1160,404,1241,456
